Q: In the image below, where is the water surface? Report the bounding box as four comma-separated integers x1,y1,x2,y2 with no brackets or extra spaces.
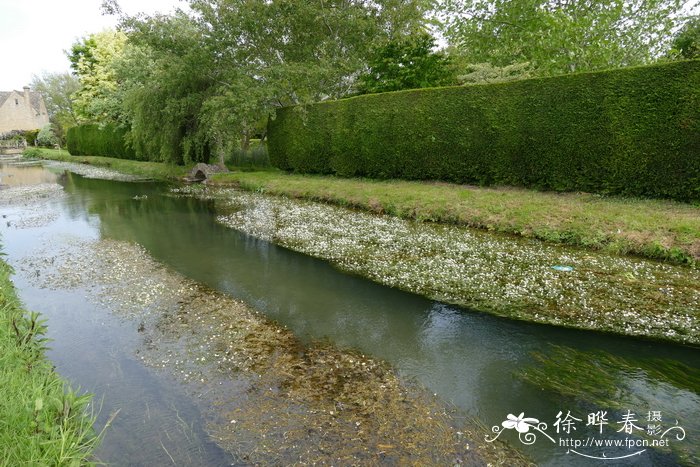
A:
2,165,698,465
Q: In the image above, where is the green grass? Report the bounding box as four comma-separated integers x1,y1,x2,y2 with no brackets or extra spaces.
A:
25,148,190,181
0,257,99,465
209,171,700,268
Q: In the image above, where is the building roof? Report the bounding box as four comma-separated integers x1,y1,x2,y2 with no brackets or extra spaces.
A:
0,90,46,114
0,92,11,107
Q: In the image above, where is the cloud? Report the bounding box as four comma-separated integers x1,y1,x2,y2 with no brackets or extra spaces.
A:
0,0,185,89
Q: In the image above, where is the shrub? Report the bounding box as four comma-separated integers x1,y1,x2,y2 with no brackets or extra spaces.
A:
36,125,59,147
23,129,39,146
66,124,138,160
269,60,700,202
22,147,43,158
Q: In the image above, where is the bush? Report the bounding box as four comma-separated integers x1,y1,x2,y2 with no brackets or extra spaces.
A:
66,124,138,160
36,125,59,148
22,147,43,158
23,129,39,146
269,60,700,201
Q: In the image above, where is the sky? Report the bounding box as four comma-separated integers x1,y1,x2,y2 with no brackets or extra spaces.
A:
0,0,186,90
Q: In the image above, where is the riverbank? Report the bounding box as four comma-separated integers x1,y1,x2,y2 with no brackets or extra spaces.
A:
29,148,700,268
0,252,98,464
24,147,189,181
27,151,700,345
209,171,700,269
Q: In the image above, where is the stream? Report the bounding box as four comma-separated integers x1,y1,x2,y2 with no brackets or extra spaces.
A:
1,162,698,466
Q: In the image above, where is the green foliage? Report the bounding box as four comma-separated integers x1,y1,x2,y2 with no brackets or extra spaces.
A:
69,29,128,123
455,61,533,85
356,32,456,93
30,72,81,144
23,129,39,146
227,142,270,168
439,0,686,77
670,16,700,59
0,130,26,142
67,124,137,160
96,0,430,164
268,60,700,202
22,147,44,158
36,125,59,148
114,14,214,164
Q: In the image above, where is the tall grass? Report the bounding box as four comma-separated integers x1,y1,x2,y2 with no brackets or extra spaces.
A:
0,258,100,465
226,142,270,169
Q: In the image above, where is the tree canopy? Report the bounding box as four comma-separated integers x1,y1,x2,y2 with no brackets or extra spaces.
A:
439,0,690,76
669,15,700,59
356,32,456,94
82,0,430,163
30,72,81,142
63,0,700,164
68,29,128,122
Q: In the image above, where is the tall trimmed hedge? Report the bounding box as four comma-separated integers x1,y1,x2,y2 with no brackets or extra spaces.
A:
66,124,138,160
269,60,700,201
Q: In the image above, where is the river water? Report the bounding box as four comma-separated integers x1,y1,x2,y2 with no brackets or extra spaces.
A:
1,163,698,466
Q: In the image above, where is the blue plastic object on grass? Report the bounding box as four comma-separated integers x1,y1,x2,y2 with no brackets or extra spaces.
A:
551,265,574,272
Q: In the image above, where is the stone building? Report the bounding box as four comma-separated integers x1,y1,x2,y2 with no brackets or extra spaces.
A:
0,86,50,133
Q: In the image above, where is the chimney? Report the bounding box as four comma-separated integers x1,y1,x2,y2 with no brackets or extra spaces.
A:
23,86,30,104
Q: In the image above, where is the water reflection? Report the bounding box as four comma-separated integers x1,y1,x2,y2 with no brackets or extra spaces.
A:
0,163,59,186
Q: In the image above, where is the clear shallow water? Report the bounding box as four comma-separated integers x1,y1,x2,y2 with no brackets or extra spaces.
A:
2,165,698,465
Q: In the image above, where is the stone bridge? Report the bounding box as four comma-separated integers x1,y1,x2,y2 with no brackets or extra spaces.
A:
186,163,229,182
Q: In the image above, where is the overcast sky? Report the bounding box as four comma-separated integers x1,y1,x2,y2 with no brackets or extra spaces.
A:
0,0,186,90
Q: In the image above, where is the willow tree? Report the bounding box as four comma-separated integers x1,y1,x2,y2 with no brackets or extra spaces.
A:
189,0,431,151
107,0,430,163
114,13,216,164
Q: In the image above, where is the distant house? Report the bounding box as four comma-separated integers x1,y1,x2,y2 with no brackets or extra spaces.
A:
0,86,50,133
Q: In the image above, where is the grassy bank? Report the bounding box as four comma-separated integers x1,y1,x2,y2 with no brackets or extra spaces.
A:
209,171,700,268
25,148,189,181
0,257,98,464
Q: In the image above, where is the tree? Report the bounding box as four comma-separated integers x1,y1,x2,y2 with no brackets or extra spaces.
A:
116,13,216,164
30,72,81,143
69,29,128,122
356,32,456,94
669,16,700,59
104,0,431,164
439,0,689,76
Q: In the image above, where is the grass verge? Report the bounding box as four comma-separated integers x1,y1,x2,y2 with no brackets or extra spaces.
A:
24,148,189,181
209,171,700,268
0,257,99,465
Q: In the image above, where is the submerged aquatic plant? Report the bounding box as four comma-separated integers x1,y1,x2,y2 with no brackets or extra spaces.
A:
24,233,529,465
172,186,700,344
519,344,700,464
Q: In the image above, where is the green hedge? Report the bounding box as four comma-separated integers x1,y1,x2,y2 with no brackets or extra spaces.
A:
66,124,138,160
269,60,700,201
